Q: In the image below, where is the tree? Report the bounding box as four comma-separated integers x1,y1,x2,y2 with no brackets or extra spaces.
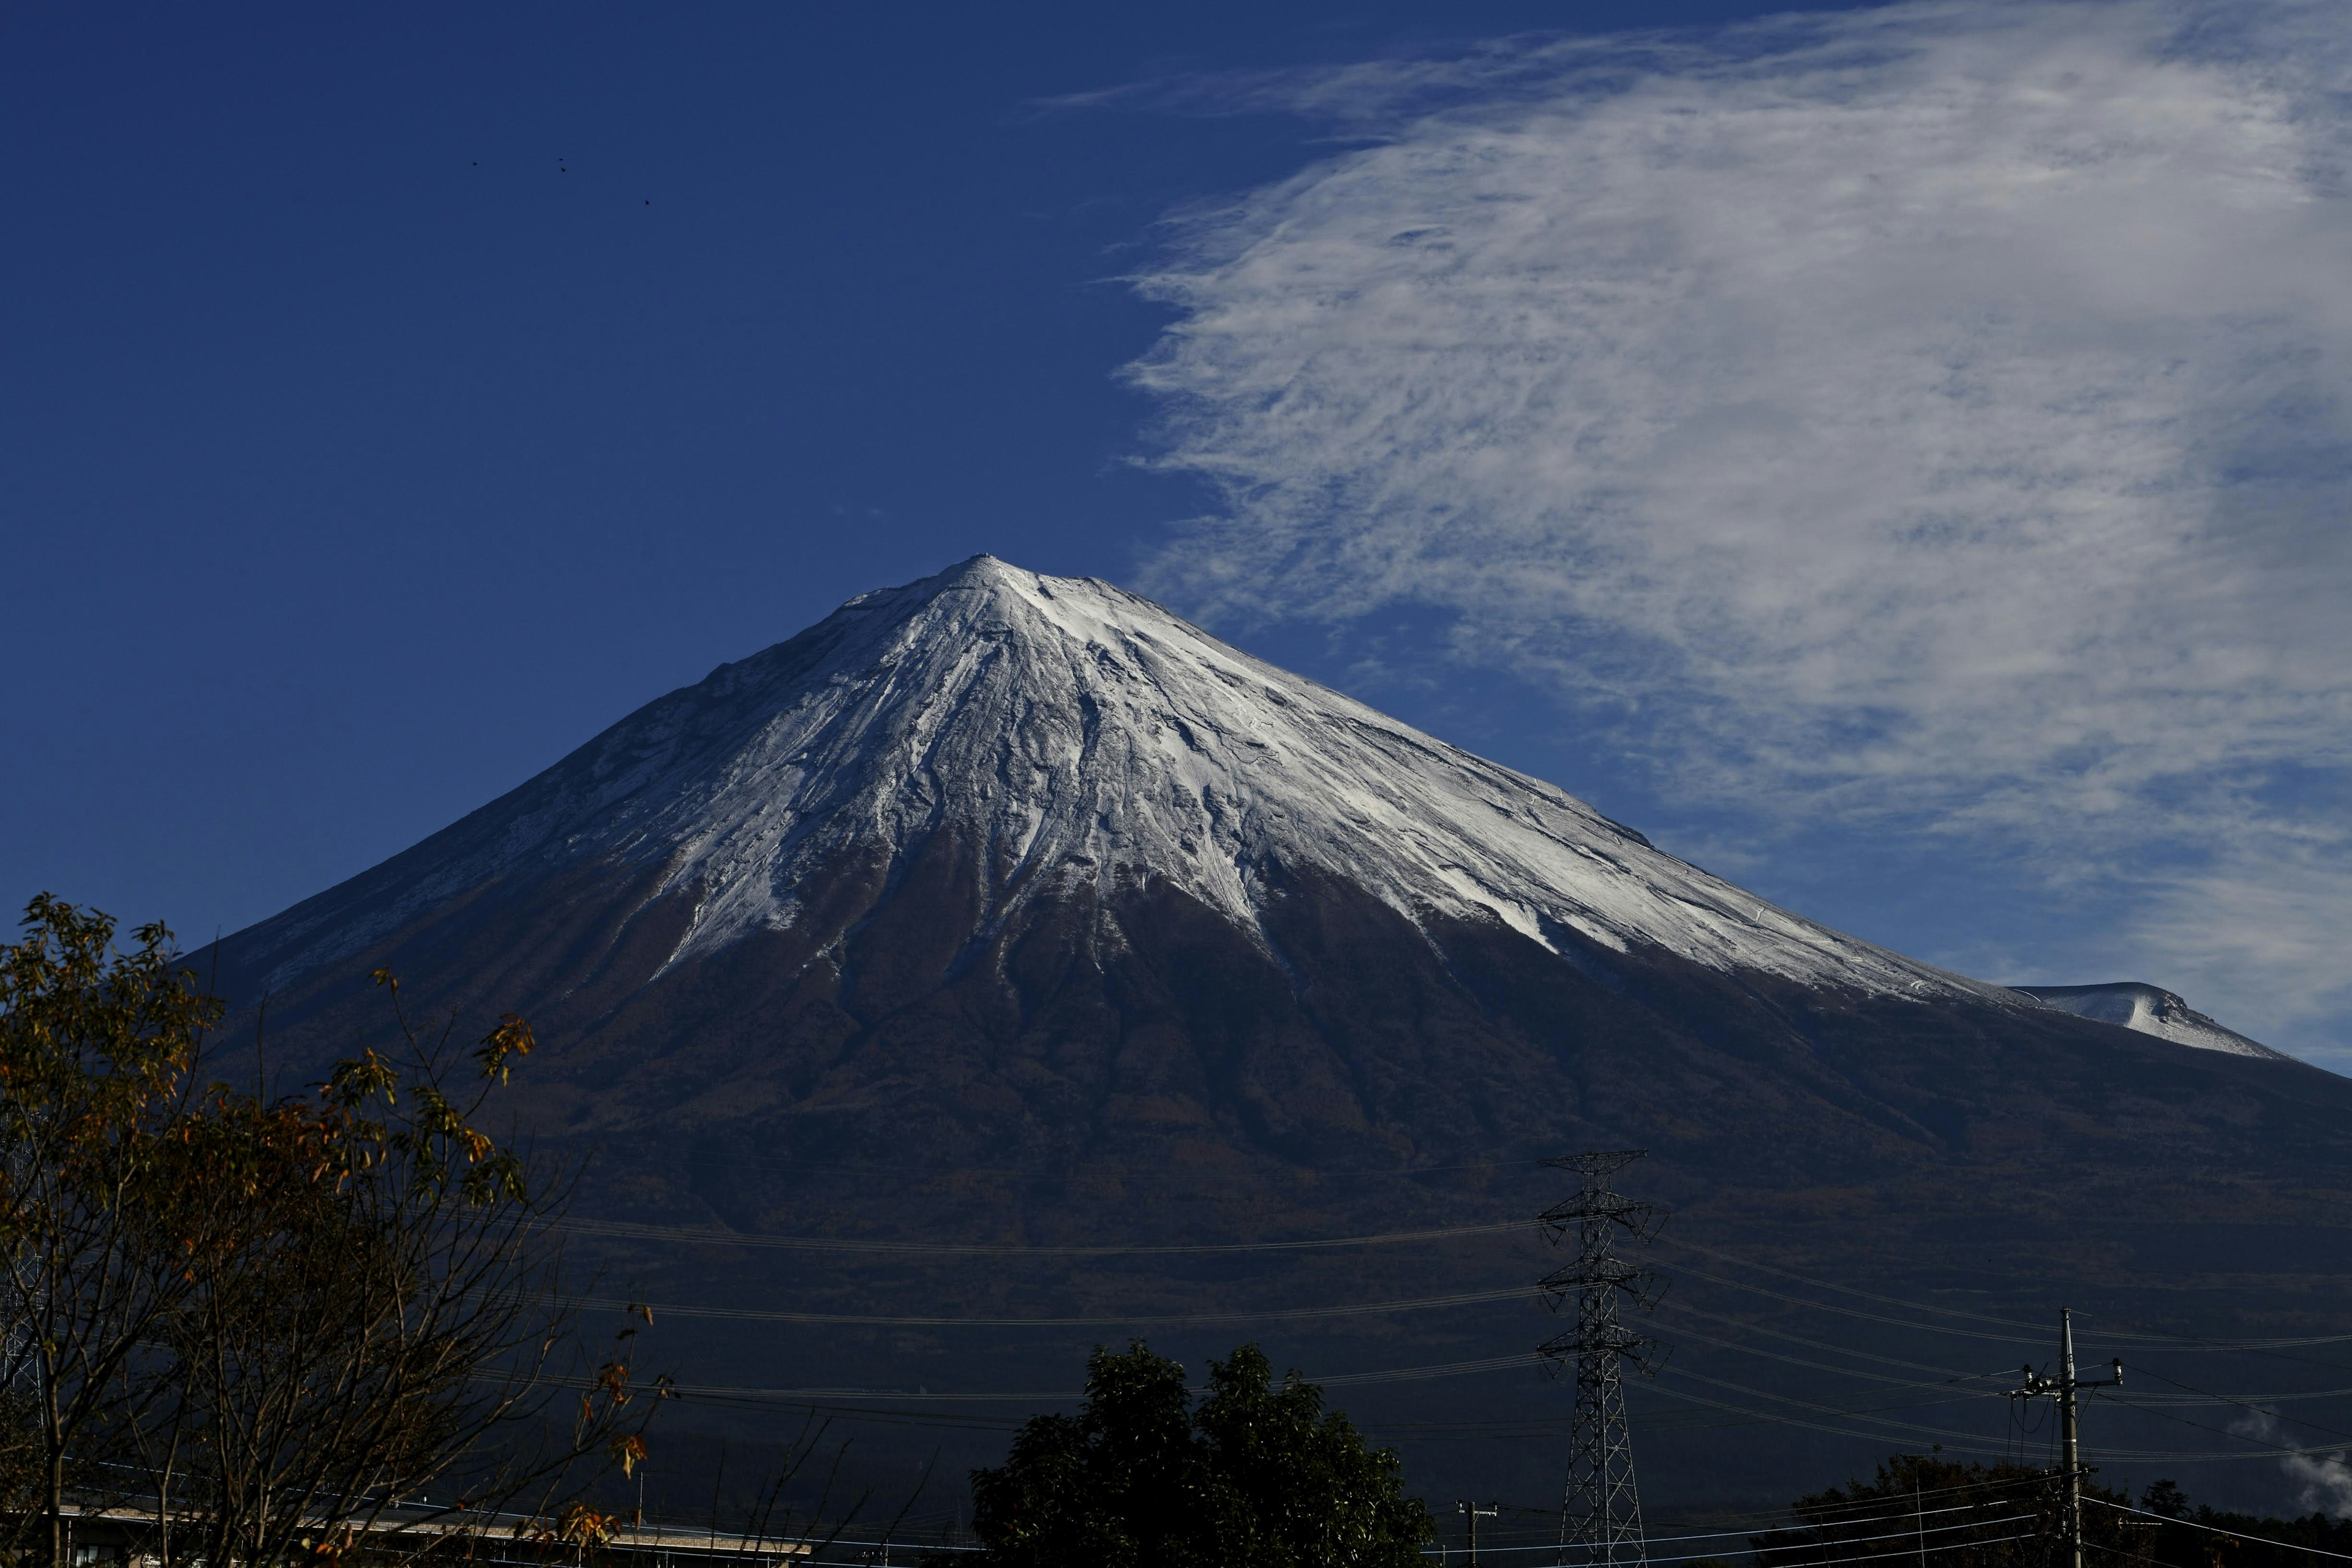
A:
1751,1451,2137,1568
970,1341,1433,1568
1776,1464,2352,1568
145,970,656,1568
2126,1477,2352,1568
0,897,654,1568
1193,1345,1432,1566
0,896,224,1567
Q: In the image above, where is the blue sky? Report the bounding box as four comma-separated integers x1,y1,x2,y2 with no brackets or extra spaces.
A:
6,1,2346,1064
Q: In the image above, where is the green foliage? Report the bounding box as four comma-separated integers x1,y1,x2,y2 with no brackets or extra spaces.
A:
971,1341,1433,1568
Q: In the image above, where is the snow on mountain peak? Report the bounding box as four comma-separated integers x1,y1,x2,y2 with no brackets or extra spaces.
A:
2012,983,2282,1060
507,556,1998,997
247,556,2013,1005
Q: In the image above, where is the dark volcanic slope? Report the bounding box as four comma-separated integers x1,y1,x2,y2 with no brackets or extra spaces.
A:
193,557,2352,1510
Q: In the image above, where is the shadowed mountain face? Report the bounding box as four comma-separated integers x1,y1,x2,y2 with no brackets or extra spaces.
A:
193,558,2352,1510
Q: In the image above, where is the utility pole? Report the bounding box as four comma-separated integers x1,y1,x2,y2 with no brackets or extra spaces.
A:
1539,1150,1668,1568
1458,1501,1500,1566
2008,1308,2123,1568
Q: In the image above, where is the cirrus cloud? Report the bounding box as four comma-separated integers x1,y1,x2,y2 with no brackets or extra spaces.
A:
1121,0,2352,1058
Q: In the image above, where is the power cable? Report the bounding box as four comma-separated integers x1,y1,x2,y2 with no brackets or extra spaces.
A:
657,1150,1537,1183
2067,1310,2352,1353
2085,1498,2352,1561
646,1349,1550,1406
1658,1239,2051,1331
1664,1512,2033,1553
2105,1366,2352,1444
2087,1387,2352,1455
557,1216,1530,1256
1491,1499,2035,1548
1639,1379,2016,1458
2056,1317,2352,1386
1548,1499,2039,1546
1626,1476,2052,1529
1469,1530,2041,1564
581,1283,1533,1327
2107,1384,2352,1409
1665,1265,2048,1346
1656,1315,2016,1394
1660,1364,2016,1444
1656,1298,1998,1381
1319,1352,1539,1387
1659,1240,2352,1359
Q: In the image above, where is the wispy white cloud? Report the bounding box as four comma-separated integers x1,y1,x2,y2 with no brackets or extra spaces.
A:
1119,0,2352,1055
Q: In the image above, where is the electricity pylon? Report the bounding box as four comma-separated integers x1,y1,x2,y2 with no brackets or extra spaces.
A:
1539,1150,1668,1568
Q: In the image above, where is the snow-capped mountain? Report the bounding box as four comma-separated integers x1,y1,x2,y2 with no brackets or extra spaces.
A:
190,557,2351,1512
2015,982,2280,1059
235,556,2005,1008
202,552,2339,1201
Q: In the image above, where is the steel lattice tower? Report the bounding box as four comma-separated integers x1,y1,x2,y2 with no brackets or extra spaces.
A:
1539,1150,1668,1568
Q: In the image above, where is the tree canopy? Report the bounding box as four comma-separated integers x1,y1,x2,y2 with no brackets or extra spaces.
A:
0,896,651,1568
1755,1452,2352,1568
971,1340,1432,1568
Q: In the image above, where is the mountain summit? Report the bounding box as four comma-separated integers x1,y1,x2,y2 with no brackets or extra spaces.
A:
234,554,2006,1009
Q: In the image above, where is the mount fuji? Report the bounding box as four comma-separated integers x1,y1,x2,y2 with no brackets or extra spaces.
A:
194,556,2352,1504
233,556,2025,1015
202,551,2333,1200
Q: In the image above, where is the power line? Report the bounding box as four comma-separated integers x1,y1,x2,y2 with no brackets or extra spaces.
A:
652,1150,1539,1185
1689,1512,2035,1552
1635,1476,2053,1528
1659,1365,2013,1444
2085,1499,2352,1562
575,1225,2352,1469
1322,1352,1540,1387
2089,1386,2352,1456
2106,1384,2352,1409
1664,1264,2046,1346
1655,1315,2016,1394
1638,1381,2018,1458
1653,1241,2352,1355
1657,1240,2050,1332
2060,1323,2352,1389
582,1283,1532,1327
1653,1244,2352,1365
645,1349,1551,1406
558,1215,1530,1256
1574,1499,2038,1545
1463,1530,2041,1564
2104,1366,2352,1443
2066,1310,2352,1352
1655,1299,1999,1381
